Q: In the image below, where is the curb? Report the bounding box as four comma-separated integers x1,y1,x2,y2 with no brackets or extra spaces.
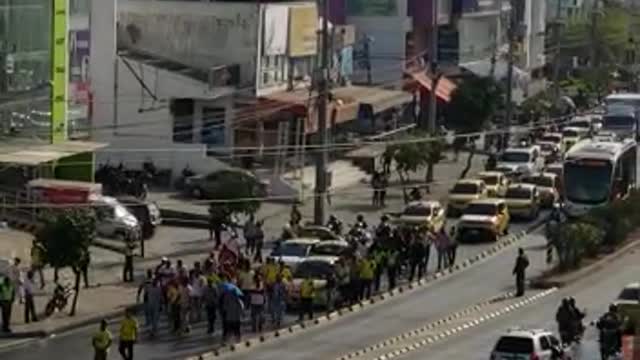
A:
192,228,538,360
532,235,640,289
365,288,559,360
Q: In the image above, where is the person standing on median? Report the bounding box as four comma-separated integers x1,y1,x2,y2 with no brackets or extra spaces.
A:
119,309,138,360
299,274,315,321
0,276,14,333
22,270,38,323
513,248,530,297
203,277,219,334
123,237,136,283
92,319,112,360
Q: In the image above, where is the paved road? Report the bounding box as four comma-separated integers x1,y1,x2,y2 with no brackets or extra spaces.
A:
398,244,640,360
0,221,543,360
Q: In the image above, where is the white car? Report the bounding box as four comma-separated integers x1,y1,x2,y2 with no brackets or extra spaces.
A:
497,146,544,177
268,238,320,271
491,328,566,360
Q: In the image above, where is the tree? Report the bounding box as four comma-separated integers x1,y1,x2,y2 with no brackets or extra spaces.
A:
384,136,429,204
443,76,503,178
206,169,265,230
35,209,96,316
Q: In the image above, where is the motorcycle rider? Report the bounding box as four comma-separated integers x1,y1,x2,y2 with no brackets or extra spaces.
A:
354,214,368,230
597,304,623,357
568,297,585,340
327,215,343,235
375,216,392,245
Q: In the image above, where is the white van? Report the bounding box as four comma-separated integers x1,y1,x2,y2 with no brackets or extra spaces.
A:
497,146,544,177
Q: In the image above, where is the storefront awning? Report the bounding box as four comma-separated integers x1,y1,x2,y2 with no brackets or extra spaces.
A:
404,71,457,102
261,86,412,134
460,58,531,88
0,141,108,166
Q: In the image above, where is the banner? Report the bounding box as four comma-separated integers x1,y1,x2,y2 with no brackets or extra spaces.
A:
51,0,69,144
346,0,397,16
288,5,318,57
263,5,289,56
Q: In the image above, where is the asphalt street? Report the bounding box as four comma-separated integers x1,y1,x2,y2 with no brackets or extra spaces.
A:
0,218,542,360
398,243,640,360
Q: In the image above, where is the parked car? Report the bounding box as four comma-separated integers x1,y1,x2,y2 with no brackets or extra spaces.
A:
183,169,267,199
521,173,560,208
91,195,141,241
497,146,544,177
115,196,162,239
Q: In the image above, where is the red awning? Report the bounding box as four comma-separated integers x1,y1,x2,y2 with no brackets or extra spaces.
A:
404,71,457,102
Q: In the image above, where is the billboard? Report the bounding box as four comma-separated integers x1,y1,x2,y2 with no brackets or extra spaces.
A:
346,0,397,16
288,5,318,57
51,0,69,144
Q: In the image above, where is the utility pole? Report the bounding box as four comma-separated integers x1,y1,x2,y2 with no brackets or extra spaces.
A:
428,0,439,134
504,0,518,148
551,0,563,101
313,0,330,225
590,0,600,68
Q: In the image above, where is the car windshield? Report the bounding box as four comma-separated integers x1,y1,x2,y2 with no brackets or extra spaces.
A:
500,152,530,163
563,130,579,138
274,243,310,257
451,183,479,195
293,261,334,279
523,176,553,188
541,135,561,143
311,244,346,256
564,161,613,204
539,143,555,152
480,175,498,185
464,203,497,216
604,115,636,128
114,204,131,218
403,205,432,217
570,121,590,128
299,228,337,241
618,288,640,301
494,336,534,353
506,188,532,199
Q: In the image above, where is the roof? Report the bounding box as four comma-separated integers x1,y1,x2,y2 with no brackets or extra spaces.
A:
405,200,441,208
545,162,563,169
566,139,637,161
504,328,551,337
302,255,340,264
456,178,485,185
283,238,321,245
477,171,504,177
623,282,640,289
527,172,557,179
470,198,504,205
508,183,537,190
606,93,640,100
504,146,536,153
0,141,108,166
313,240,349,247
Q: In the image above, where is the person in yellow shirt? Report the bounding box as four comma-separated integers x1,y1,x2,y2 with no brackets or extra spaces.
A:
358,257,375,300
119,309,138,360
299,276,315,321
278,261,293,283
92,319,112,360
262,258,278,287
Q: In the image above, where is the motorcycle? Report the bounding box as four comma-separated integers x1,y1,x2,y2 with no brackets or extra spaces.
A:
327,217,343,236
599,328,622,360
45,283,74,316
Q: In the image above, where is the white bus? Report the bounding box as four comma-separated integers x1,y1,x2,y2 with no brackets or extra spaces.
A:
605,93,640,108
562,138,637,217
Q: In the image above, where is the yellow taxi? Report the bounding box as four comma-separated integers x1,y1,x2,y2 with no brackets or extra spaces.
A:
476,171,510,198
522,172,560,208
504,183,541,221
561,127,588,151
457,199,510,242
393,200,446,232
447,179,488,217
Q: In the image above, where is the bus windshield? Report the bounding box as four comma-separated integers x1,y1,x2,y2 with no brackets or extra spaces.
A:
603,115,636,128
564,161,613,204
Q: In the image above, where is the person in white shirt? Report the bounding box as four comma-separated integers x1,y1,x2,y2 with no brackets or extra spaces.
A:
23,271,37,323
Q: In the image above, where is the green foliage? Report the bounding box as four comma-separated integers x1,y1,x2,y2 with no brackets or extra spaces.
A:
35,209,96,271
384,135,444,175
444,77,503,133
207,170,264,220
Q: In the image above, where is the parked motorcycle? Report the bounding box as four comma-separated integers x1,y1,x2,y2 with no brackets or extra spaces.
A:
44,283,74,316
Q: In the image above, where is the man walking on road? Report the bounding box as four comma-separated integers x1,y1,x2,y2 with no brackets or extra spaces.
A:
23,270,38,323
299,275,315,321
513,248,530,297
123,238,135,283
119,309,138,360
92,319,112,360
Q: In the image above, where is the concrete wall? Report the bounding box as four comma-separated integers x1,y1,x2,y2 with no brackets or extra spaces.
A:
117,0,260,86
94,57,231,177
458,15,500,63
347,0,412,85
525,0,546,70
